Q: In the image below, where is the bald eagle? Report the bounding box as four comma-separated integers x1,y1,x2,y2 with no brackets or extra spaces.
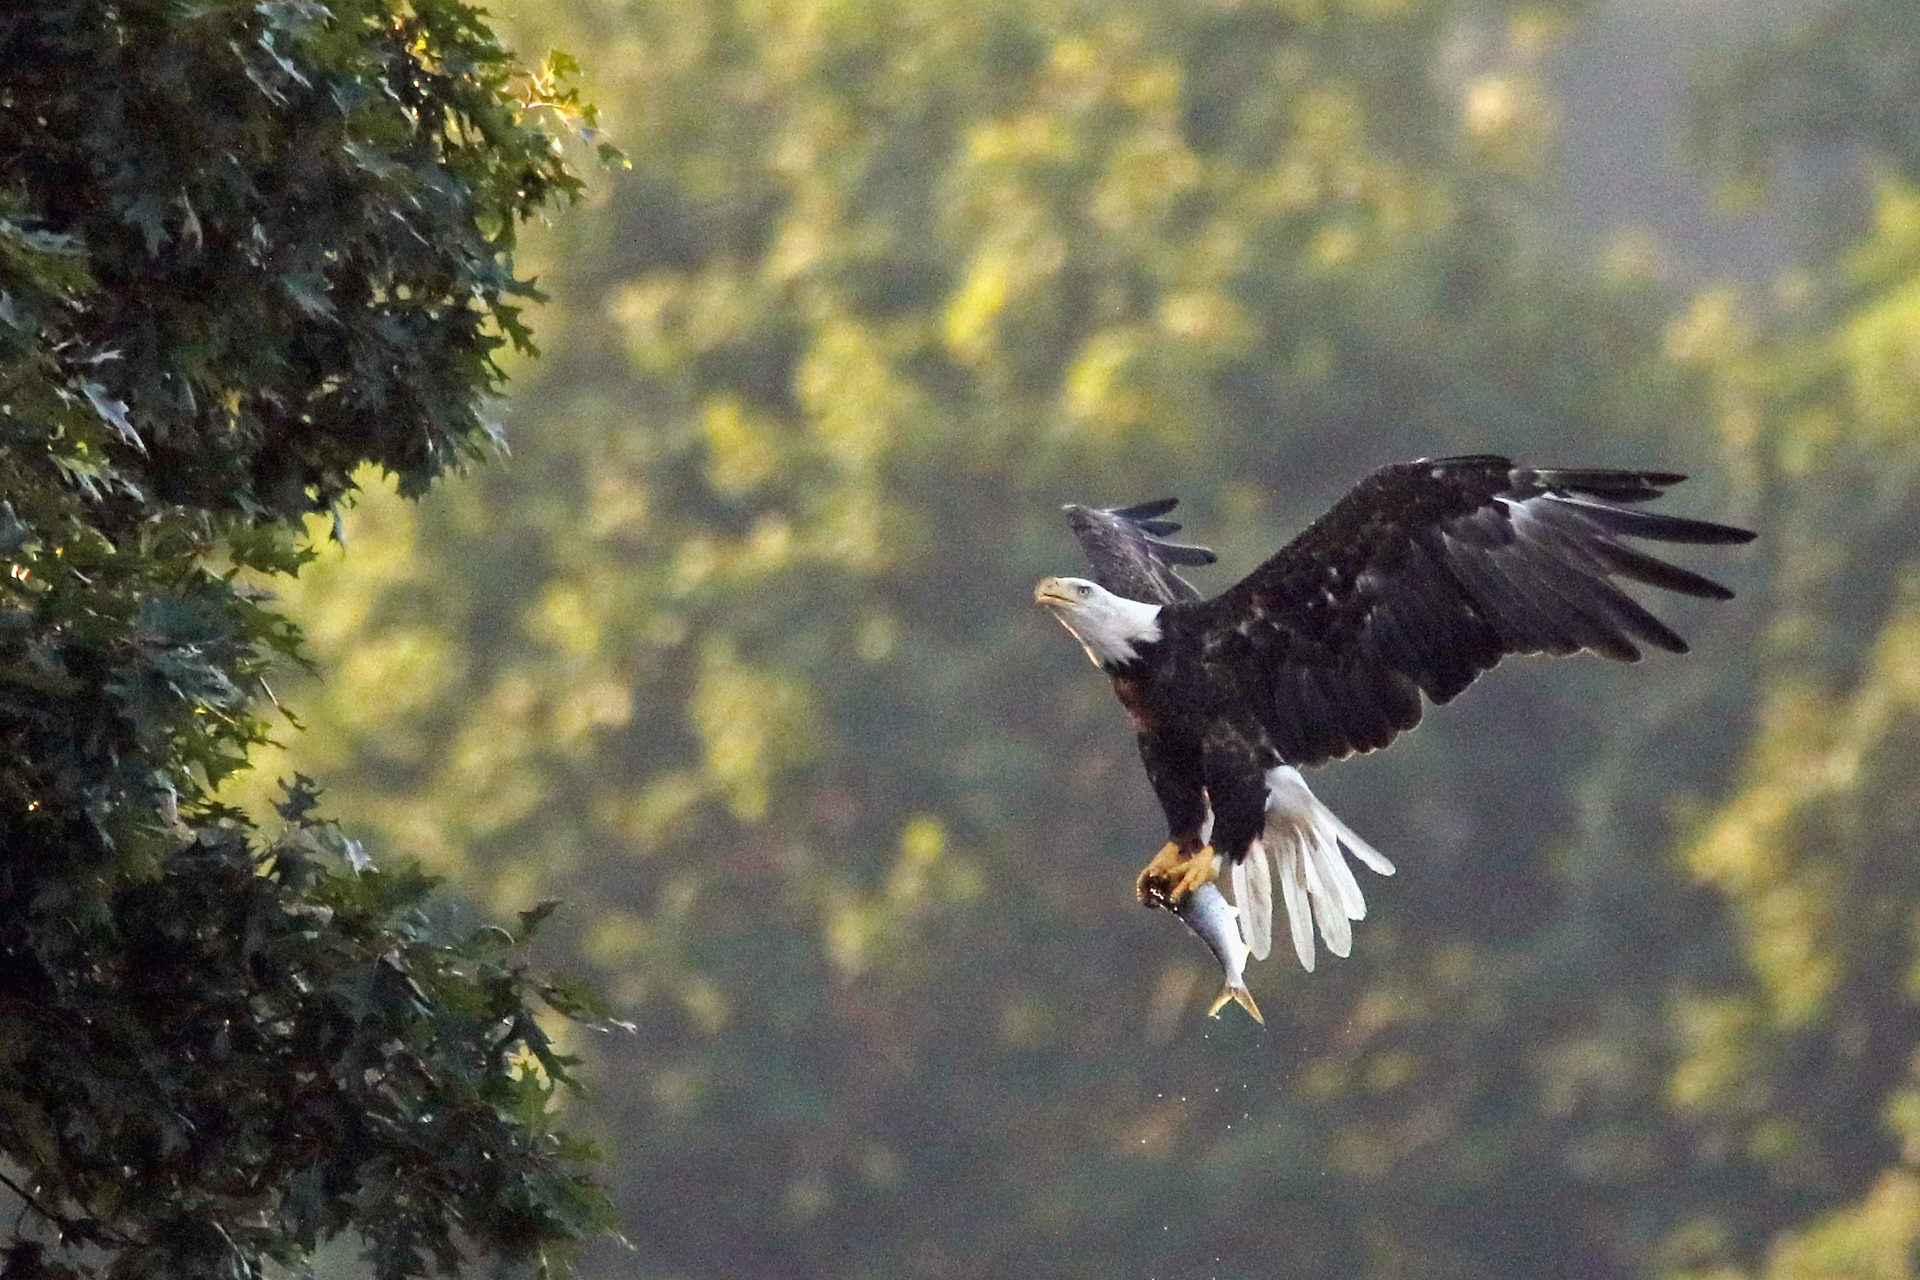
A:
1035,456,1754,973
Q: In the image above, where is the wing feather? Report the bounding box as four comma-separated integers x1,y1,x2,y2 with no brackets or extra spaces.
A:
1586,535,1737,600
1438,530,1579,654
1064,499,1218,604
1172,456,1754,766
1522,545,1686,655
1545,494,1755,544
1335,659,1396,751
1368,604,1427,679
1486,538,1638,659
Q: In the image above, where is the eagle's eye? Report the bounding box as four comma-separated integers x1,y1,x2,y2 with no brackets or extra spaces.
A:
1075,583,1091,598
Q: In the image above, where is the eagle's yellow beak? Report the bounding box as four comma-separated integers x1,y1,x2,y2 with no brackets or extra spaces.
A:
1034,577,1077,609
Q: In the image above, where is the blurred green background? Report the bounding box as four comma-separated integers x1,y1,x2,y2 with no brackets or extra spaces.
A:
242,0,1920,1275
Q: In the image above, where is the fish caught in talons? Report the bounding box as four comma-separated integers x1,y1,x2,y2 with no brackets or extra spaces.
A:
1173,881,1263,1024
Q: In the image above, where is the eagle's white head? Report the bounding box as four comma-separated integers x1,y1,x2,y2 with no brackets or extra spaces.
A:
1034,576,1164,669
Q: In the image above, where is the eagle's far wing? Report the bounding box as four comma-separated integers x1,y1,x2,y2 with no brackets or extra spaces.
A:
1065,498,1218,605
1189,456,1755,767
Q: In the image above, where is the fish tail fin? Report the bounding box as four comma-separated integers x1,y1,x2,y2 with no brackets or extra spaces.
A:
1207,981,1264,1024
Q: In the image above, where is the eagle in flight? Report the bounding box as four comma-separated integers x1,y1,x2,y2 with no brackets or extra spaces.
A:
1035,455,1754,978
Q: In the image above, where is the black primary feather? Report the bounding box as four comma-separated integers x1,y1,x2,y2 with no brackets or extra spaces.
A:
1065,498,1218,605
1163,455,1756,768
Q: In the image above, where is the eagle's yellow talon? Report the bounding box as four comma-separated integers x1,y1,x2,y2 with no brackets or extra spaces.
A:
1136,841,1219,908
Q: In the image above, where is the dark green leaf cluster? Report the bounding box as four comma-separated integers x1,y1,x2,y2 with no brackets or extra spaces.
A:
2,0,586,521
0,1,611,1275
3,779,609,1280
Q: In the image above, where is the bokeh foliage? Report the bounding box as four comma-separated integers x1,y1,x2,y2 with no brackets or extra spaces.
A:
247,0,1920,1276
0,2,611,1276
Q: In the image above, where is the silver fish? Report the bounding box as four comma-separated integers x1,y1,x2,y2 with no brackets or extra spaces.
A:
1174,882,1264,1023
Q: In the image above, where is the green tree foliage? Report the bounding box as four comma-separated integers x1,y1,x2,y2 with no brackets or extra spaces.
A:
1644,5,1920,1274
0,2,610,1276
244,0,1920,1276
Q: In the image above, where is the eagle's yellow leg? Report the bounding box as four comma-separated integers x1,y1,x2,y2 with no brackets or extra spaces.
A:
1136,841,1219,908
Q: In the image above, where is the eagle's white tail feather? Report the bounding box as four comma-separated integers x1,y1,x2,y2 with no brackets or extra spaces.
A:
1301,835,1354,959
1230,857,1250,951
1246,836,1273,961
1332,814,1395,877
1275,845,1317,972
1254,765,1396,972
1231,839,1275,961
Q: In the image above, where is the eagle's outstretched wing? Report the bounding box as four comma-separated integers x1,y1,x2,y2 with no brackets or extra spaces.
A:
1182,455,1755,767
1065,498,1218,605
